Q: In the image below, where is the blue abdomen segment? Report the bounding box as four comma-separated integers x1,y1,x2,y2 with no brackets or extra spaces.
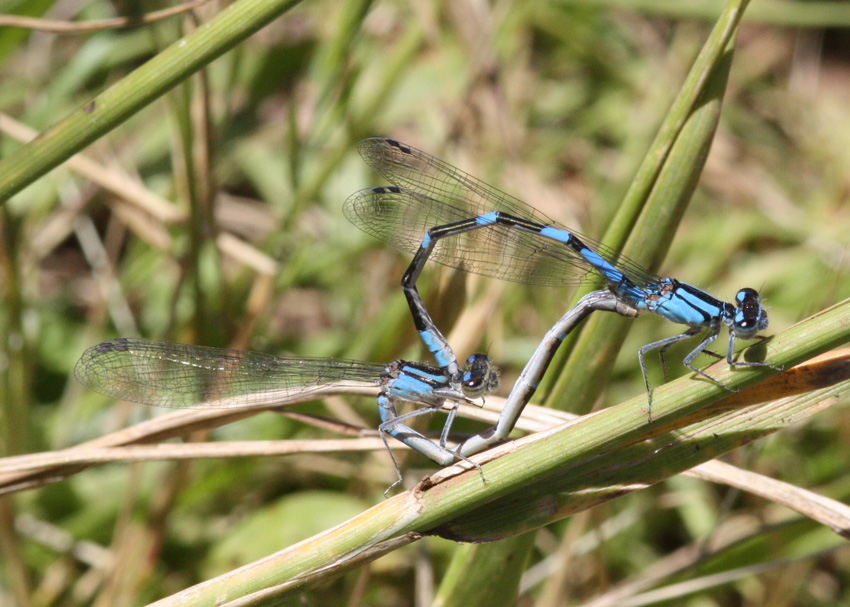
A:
578,244,627,286
538,225,639,296
419,330,454,369
476,212,499,226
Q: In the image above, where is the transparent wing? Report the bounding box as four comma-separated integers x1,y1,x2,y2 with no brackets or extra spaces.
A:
344,186,598,286
74,338,388,409
344,138,660,288
358,138,556,223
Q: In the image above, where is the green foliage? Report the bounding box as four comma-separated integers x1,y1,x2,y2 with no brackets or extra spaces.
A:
1,0,849,605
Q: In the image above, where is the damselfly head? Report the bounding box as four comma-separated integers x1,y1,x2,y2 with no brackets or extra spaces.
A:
460,353,500,398
732,288,768,338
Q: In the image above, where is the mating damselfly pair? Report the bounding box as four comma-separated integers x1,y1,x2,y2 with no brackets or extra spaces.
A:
76,138,779,491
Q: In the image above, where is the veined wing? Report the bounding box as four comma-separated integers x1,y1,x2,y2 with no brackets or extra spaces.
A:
75,338,387,409
345,138,660,288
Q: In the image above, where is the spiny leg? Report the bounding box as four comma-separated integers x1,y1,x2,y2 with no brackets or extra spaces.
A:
638,326,704,422
725,333,784,370
377,396,485,494
681,329,735,391
439,400,460,448
656,327,715,383
376,399,406,494
379,408,486,482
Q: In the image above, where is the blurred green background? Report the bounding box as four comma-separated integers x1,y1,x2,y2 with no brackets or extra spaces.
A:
1,1,850,605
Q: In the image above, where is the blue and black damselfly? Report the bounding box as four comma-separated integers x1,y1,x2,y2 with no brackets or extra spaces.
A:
345,138,780,428
75,337,499,491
